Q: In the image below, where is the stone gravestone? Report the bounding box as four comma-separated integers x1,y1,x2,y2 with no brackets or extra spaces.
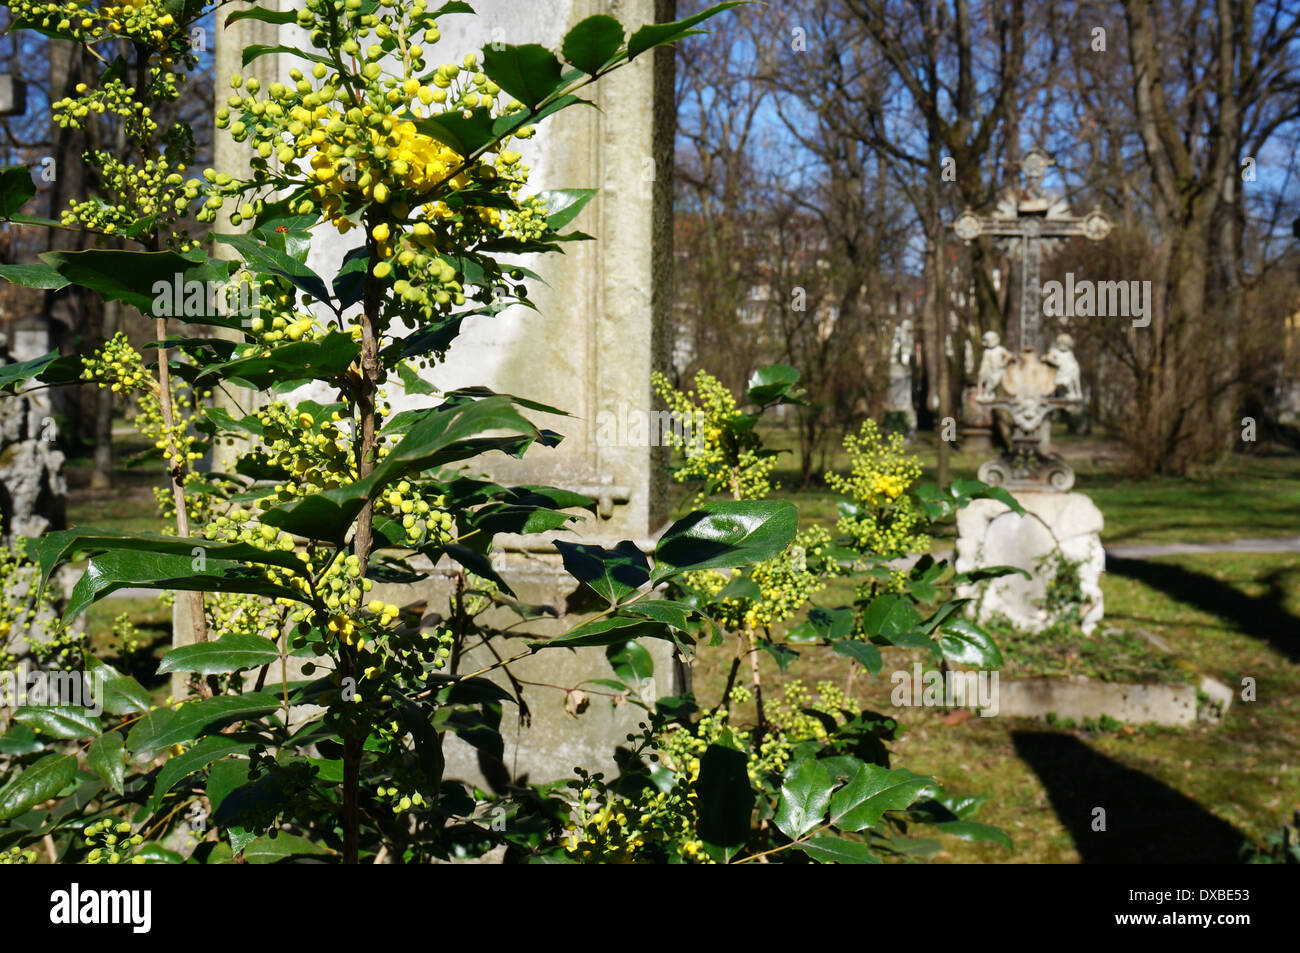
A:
950,150,1107,636
886,318,916,437
216,0,677,787
0,315,70,668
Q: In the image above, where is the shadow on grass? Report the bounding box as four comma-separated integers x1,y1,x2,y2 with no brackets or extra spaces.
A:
1011,731,1246,863
1107,556,1300,664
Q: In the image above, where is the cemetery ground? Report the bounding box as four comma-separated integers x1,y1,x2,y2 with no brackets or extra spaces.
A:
63,422,1300,863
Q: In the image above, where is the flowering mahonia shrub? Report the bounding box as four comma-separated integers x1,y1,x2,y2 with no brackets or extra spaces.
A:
0,0,1016,864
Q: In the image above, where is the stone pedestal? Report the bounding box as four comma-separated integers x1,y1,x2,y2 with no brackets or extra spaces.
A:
954,490,1104,635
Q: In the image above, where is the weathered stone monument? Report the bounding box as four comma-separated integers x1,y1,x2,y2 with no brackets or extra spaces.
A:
0,315,69,667
217,0,676,786
950,150,1108,636
887,317,916,436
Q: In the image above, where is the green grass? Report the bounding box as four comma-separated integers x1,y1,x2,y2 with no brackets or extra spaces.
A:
688,551,1300,863
669,424,1300,547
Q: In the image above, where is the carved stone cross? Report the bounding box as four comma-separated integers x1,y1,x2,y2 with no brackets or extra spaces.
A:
951,148,1111,352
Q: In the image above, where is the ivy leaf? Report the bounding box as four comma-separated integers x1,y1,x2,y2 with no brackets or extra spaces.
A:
829,763,933,833
775,758,834,839
481,43,565,109
798,835,882,864
157,633,282,676
87,732,126,796
651,500,798,582
561,15,624,73
0,753,76,821
937,618,1004,667
554,539,649,606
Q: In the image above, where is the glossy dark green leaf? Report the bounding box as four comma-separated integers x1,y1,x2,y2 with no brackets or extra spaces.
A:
12,706,100,739
157,633,281,676
481,43,565,108
937,618,1004,667
39,249,233,318
225,6,299,25
622,599,695,631
0,263,69,290
651,500,798,582
798,835,881,864
746,363,800,405
554,539,649,606
0,753,76,820
696,743,753,849
150,735,251,809
215,232,332,304
933,819,1012,847
241,832,334,863
561,15,624,73
832,639,882,675
626,2,745,60
86,732,125,796
241,44,332,67
775,758,833,839
65,550,310,620
0,164,36,218
415,107,496,156
530,615,672,650
535,188,597,231
196,332,359,390
605,640,653,685
126,693,280,761
829,763,933,832
0,724,42,756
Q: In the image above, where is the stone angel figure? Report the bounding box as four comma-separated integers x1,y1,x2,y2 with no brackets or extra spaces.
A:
1045,332,1082,400
976,330,1009,401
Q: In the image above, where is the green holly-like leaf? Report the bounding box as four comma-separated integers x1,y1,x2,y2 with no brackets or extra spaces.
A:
775,758,834,839
150,735,253,811
937,618,1004,667
12,706,100,739
481,43,565,108
829,763,933,832
696,743,754,850
798,835,882,864
651,500,798,582
126,694,280,762
626,2,746,60
554,539,650,606
157,633,282,676
561,15,624,73
87,732,126,796
0,753,76,820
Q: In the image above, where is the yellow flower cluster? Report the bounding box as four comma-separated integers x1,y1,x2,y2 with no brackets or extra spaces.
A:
767,680,860,743
8,0,179,49
825,419,928,560
84,819,146,865
651,370,778,504
82,333,202,469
